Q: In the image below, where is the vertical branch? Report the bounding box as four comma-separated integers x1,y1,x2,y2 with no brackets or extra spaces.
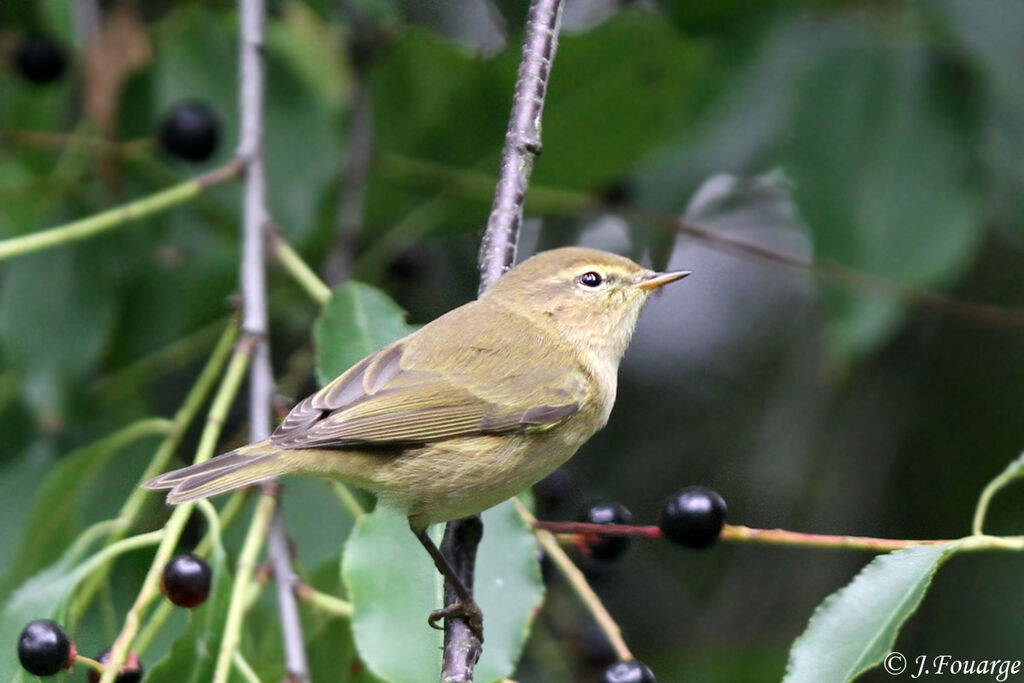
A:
237,0,310,680
441,1,564,681
476,0,565,294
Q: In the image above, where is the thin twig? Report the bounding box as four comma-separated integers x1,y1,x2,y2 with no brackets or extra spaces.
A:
212,491,278,683
135,492,249,657
476,0,565,294
268,228,333,305
236,0,309,678
96,343,253,683
442,2,565,681
515,501,633,661
294,582,354,618
534,521,955,551
625,207,1024,330
0,161,242,263
377,153,1024,331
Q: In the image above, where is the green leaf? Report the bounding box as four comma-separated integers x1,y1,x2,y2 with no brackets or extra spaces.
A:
534,11,709,192
313,281,415,386
785,29,984,365
145,514,232,683
784,543,957,683
366,12,710,239
4,420,168,595
342,502,543,683
0,247,116,419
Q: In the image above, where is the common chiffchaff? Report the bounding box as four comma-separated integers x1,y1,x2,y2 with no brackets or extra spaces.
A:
146,246,689,635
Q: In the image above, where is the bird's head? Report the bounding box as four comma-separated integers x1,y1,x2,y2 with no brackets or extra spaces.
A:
484,247,690,362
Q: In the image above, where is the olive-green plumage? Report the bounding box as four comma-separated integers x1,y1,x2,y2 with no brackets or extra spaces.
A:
145,247,689,532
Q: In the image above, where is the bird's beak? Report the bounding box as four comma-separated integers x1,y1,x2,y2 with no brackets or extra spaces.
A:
635,270,692,291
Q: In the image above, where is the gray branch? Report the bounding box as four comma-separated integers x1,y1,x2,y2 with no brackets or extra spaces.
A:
238,0,310,679
476,0,565,295
441,1,565,681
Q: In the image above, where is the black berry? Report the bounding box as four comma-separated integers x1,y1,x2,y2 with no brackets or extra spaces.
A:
17,619,72,676
162,553,212,607
533,464,580,512
577,622,617,667
579,501,633,562
14,35,68,85
602,659,656,683
158,100,221,162
89,649,144,683
659,486,727,549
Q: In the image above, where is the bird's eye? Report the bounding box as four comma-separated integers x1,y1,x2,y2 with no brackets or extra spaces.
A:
578,271,603,288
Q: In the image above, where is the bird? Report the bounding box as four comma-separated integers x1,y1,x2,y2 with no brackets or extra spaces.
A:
145,246,690,638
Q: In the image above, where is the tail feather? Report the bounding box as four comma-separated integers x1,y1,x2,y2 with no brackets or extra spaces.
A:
144,442,290,504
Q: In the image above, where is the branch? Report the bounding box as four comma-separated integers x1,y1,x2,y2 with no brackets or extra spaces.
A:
0,161,242,263
515,501,633,661
96,341,254,683
476,0,564,294
442,1,565,680
376,153,1024,331
534,521,957,552
235,0,309,679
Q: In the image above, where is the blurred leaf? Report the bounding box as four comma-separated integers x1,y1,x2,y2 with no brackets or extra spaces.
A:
784,544,956,683
5,420,167,595
535,11,709,192
785,30,984,365
342,502,543,683
367,12,709,241
0,248,116,419
283,477,358,570
146,514,232,683
0,443,57,596
306,613,382,683
313,281,415,385
631,16,833,211
929,0,1024,232
267,2,348,114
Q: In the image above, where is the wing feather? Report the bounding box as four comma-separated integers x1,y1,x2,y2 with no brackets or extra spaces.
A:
271,304,587,449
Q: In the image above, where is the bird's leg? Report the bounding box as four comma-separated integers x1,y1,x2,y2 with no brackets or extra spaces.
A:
412,526,484,642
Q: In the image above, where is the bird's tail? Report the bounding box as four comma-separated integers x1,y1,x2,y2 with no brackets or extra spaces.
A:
144,441,290,504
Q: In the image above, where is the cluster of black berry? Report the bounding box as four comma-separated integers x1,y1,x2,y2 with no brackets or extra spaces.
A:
16,553,211,678
535,466,729,683
11,33,222,164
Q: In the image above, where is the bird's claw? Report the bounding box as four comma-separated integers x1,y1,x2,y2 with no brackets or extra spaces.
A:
428,600,485,642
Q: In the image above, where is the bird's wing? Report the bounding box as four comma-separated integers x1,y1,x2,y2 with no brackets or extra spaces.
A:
270,313,586,449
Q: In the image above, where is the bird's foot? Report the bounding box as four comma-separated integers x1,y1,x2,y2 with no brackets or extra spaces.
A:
428,599,484,642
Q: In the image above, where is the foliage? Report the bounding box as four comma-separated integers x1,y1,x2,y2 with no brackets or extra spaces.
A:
2,0,1024,681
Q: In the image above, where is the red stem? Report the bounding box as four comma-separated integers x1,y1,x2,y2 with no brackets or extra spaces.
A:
532,521,956,551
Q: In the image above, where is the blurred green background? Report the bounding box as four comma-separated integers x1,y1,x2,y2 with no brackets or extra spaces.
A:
2,0,1024,681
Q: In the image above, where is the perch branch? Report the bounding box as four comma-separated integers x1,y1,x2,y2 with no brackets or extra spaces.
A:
476,0,565,294
442,1,565,681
